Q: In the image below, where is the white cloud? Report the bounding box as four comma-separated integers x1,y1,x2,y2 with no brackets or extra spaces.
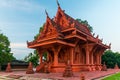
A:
0,0,45,11
10,42,27,48
10,42,34,59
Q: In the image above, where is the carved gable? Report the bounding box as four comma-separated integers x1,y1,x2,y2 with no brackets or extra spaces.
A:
54,7,73,30
37,17,61,40
54,6,91,36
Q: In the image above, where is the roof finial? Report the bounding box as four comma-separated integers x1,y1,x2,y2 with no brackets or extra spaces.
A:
109,43,111,47
56,0,60,7
45,9,48,17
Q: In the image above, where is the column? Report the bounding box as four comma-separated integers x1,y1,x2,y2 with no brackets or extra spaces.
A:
39,53,43,64
54,51,58,66
52,46,61,66
37,49,43,64
85,43,89,64
70,48,74,65
99,54,102,64
96,54,99,64
47,52,49,61
86,51,89,64
91,53,94,64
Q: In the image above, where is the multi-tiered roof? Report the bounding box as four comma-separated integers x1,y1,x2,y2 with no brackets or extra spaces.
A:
27,2,110,49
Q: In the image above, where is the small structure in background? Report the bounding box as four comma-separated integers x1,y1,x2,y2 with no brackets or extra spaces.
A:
63,60,73,77
1,60,28,71
101,62,107,71
26,62,34,74
114,63,119,69
6,63,12,72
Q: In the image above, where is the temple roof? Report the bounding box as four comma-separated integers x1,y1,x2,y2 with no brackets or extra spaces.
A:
54,5,92,36
27,1,110,49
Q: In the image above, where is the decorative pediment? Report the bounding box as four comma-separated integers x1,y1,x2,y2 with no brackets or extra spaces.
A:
54,4,91,36
37,15,62,40
54,6,74,30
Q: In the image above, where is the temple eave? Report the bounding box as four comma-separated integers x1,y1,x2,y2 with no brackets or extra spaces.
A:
65,35,86,41
96,42,110,49
28,39,75,49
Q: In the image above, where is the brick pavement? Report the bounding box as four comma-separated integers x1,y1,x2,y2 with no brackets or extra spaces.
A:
0,69,120,80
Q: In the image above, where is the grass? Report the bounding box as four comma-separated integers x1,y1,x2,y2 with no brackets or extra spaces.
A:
102,72,120,80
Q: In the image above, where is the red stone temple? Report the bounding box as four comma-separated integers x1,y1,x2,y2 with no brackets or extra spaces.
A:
27,1,110,72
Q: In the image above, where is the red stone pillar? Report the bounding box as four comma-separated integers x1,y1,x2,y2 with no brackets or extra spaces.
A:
96,54,99,64
86,52,89,64
54,51,58,66
39,53,43,64
70,48,74,65
91,53,94,64
37,49,43,64
99,54,102,64
52,46,61,66
47,53,49,61
85,43,90,64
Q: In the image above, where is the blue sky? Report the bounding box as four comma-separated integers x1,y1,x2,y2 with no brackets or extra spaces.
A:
0,0,120,59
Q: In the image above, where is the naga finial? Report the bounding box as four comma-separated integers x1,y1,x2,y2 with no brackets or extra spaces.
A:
93,33,95,36
56,0,60,7
109,43,111,47
45,9,48,17
96,35,99,38
101,38,103,42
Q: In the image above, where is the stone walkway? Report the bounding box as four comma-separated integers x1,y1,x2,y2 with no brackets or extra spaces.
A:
0,69,120,80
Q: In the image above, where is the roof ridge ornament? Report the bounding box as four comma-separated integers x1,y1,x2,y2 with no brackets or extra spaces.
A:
45,9,49,17
109,43,111,48
56,0,60,7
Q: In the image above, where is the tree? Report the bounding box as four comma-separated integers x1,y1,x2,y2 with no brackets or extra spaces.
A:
0,32,16,66
76,19,93,32
102,50,120,68
102,50,116,68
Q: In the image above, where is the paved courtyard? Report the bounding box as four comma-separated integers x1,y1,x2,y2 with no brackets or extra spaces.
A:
0,69,120,80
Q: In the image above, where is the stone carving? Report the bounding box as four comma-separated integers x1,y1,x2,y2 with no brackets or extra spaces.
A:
6,63,12,72
26,62,34,74
63,60,73,77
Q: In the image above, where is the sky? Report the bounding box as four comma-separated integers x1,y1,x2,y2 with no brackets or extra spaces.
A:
0,0,120,59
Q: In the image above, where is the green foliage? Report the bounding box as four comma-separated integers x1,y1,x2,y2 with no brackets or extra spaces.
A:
0,33,16,65
102,50,120,68
103,72,120,80
24,50,39,67
76,18,93,32
42,52,47,61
